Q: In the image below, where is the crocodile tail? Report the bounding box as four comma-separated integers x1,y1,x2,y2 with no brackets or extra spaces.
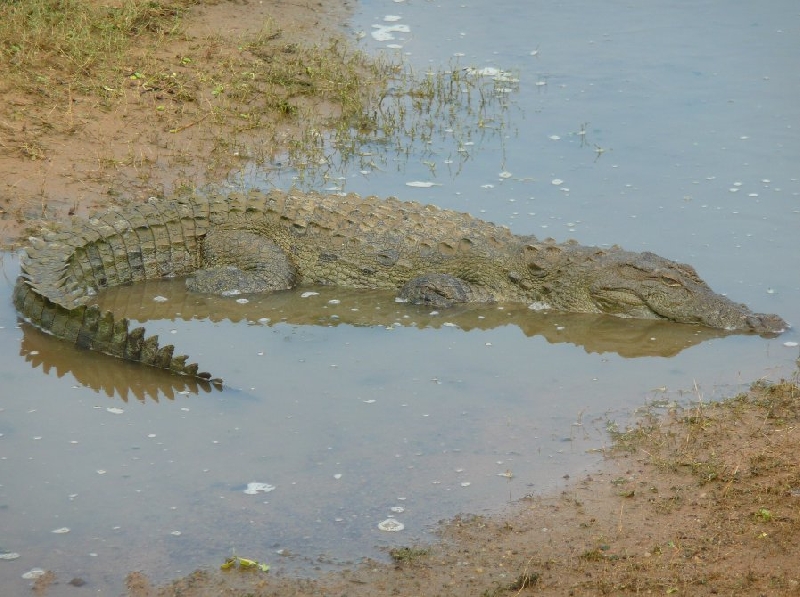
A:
14,196,222,387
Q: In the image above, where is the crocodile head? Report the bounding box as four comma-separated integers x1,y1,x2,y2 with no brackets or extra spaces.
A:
524,244,787,335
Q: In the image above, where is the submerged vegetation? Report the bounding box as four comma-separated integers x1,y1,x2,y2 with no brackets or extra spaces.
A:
291,59,520,189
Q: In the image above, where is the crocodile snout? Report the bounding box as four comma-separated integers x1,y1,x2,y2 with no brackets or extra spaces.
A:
743,312,788,336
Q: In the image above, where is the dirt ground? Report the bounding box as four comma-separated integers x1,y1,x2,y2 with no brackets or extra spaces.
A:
4,2,799,596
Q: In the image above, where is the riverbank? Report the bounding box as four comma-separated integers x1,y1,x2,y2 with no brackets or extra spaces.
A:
119,378,799,597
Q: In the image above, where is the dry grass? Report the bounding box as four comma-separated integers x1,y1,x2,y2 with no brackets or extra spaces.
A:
0,0,191,97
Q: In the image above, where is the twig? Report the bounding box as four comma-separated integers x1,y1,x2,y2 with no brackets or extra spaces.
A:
169,113,210,134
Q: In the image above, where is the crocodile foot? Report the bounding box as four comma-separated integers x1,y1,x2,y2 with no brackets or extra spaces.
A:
187,229,297,295
398,274,494,308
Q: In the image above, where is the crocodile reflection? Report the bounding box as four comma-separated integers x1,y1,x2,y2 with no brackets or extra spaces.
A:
19,278,732,397
19,324,216,401
92,277,731,359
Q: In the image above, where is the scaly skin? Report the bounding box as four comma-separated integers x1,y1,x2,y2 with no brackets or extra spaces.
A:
14,189,787,383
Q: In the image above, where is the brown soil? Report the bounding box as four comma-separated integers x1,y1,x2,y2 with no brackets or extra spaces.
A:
3,3,799,596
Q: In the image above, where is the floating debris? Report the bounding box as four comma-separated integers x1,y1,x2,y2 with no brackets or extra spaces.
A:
784,341,798,348
106,407,124,415
528,301,552,311
22,568,46,580
390,506,405,513
300,291,319,298
221,556,269,573
0,552,20,560
371,23,410,41
498,171,513,179
153,295,168,302
378,518,405,532
405,181,440,188
243,482,275,495
171,531,182,536
51,527,70,534
551,178,564,185
460,482,471,487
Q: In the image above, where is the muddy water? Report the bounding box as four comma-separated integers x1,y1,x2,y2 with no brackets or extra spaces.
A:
2,1,799,594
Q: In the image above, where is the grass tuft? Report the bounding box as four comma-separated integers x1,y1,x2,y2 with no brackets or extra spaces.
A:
0,0,191,97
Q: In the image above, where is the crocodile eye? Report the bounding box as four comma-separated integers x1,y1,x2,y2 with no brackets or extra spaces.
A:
658,275,684,288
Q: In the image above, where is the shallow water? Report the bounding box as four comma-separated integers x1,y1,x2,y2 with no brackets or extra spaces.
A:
2,1,799,594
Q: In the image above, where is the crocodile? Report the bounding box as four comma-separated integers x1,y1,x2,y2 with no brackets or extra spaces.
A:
13,189,787,384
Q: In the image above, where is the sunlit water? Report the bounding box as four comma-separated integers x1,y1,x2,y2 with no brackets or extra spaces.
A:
1,1,798,594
